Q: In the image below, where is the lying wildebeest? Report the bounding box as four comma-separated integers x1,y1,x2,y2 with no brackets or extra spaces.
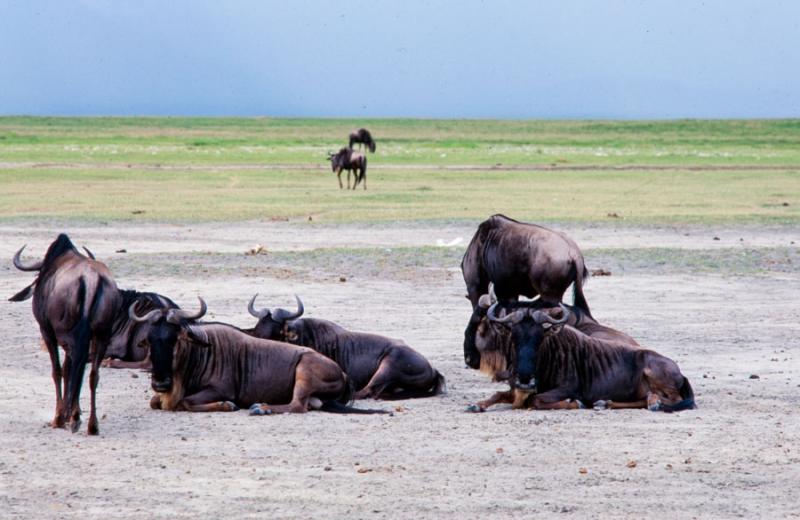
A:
328,147,367,190
246,294,446,399
102,290,179,369
473,290,639,380
9,234,121,434
130,298,388,414
468,303,695,413
461,214,591,369
349,128,376,153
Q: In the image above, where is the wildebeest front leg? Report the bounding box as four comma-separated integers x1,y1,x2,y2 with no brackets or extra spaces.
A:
178,388,239,412
337,169,344,189
102,355,152,370
465,389,515,412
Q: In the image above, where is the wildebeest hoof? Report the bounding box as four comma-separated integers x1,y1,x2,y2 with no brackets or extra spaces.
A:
223,401,239,412
249,404,272,416
465,404,484,413
69,419,81,433
593,400,609,410
572,399,585,409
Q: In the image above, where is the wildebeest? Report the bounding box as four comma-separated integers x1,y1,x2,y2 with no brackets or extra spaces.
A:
246,294,446,399
328,147,368,190
349,128,376,153
473,290,639,380
130,298,388,414
461,214,591,369
9,234,121,434
468,303,695,413
102,290,179,369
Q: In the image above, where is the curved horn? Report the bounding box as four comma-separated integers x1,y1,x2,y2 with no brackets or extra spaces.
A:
273,294,304,322
167,297,207,324
477,294,492,309
13,246,43,272
128,301,162,323
247,293,270,319
533,303,570,325
488,283,498,303
83,246,96,260
487,302,517,324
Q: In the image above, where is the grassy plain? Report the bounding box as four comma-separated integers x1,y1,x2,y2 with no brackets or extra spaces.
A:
0,117,798,223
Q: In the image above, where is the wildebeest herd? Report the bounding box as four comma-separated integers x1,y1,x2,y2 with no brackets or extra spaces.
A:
327,128,375,190
9,213,694,435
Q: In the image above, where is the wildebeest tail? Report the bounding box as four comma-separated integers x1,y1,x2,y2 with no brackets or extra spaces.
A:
572,261,593,319
338,374,356,406
661,378,697,412
319,400,392,414
433,370,447,395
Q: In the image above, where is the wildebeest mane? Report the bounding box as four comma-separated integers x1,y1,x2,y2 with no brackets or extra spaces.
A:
42,233,80,269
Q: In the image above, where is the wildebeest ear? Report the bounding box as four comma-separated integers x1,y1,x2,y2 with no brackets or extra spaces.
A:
477,294,492,309
8,284,34,302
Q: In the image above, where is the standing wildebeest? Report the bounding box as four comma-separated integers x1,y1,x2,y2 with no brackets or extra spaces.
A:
9,234,121,434
473,290,639,380
130,298,387,414
349,128,376,153
468,303,695,413
461,214,591,369
328,147,368,190
246,294,446,399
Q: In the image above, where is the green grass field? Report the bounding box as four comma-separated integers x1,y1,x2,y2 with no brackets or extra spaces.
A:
0,117,798,223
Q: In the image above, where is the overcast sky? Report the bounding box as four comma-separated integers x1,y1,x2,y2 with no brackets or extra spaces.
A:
1,1,798,118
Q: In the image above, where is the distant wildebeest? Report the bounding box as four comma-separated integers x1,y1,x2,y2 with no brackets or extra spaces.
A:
461,214,591,369
246,294,446,399
349,128,376,153
473,290,639,380
9,234,122,434
328,147,367,190
130,298,388,414
468,303,695,413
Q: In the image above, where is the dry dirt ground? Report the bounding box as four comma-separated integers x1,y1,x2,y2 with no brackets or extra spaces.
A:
1,221,798,519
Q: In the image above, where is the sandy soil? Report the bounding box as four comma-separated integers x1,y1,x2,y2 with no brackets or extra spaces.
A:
1,221,798,519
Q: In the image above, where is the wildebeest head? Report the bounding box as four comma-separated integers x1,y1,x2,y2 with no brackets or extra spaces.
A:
329,147,350,172
247,293,304,340
486,301,569,391
129,297,208,392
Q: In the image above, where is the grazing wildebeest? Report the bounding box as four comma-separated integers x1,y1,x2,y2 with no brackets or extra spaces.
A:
130,298,388,414
246,294,446,399
349,128,376,153
9,234,121,434
461,214,591,369
102,290,179,369
473,290,639,380
328,147,367,190
468,304,695,413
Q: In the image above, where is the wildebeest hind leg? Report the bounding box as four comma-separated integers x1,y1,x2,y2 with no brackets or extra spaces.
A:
178,388,239,412
593,399,648,410
530,390,583,410
41,326,65,428
254,359,344,414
